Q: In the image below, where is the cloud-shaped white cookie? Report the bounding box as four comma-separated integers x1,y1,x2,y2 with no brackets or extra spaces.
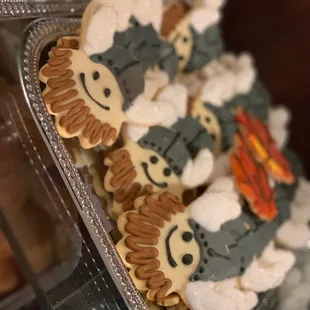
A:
190,177,241,232
201,53,256,106
185,278,258,310
240,242,295,292
268,106,291,150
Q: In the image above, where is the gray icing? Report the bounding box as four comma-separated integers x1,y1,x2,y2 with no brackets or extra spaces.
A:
91,46,145,111
172,116,214,157
184,24,224,73
138,126,191,176
158,40,179,81
114,17,161,73
204,79,270,151
189,219,241,282
228,80,270,123
205,103,237,152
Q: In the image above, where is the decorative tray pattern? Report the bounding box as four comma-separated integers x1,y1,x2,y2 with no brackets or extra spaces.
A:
0,0,88,19
18,17,147,310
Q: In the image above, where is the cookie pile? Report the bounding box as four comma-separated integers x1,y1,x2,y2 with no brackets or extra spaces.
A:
39,1,310,309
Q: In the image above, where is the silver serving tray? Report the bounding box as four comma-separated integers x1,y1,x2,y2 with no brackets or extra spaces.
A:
0,0,88,19
18,18,147,310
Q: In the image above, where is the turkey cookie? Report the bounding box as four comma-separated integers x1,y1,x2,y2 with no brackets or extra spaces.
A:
104,118,214,218
116,186,253,308
39,1,176,149
160,0,224,72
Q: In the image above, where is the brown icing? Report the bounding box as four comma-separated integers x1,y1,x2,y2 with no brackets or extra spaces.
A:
107,149,155,212
124,192,185,303
57,38,79,50
161,2,190,37
42,47,117,145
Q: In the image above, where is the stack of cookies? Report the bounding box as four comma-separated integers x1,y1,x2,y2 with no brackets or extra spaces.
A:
39,1,310,309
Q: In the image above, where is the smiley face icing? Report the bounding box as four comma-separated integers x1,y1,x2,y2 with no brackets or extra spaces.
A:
104,123,214,219
39,1,179,149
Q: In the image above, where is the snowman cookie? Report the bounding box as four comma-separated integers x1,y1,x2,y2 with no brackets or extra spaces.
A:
104,117,214,218
39,0,177,149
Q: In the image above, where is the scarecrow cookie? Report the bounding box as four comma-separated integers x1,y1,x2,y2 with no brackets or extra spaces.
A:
189,53,270,153
116,177,294,309
160,0,224,72
39,0,177,149
104,117,214,218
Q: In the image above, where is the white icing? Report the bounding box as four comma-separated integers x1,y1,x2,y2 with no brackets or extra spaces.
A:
144,69,169,99
268,106,291,150
124,124,149,143
203,0,226,10
81,6,117,56
190,8,221,33
133,0,163,33
94,0,134,31
276,221,310,249
185,278,258,310
208,151,232,183
181,149,214,188
190,177,241,232
157,84,188,122
240,242,295,292
125,95,176,126
201,53,256,106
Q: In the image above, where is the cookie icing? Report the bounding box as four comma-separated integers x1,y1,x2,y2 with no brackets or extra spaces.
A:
104,122,214,218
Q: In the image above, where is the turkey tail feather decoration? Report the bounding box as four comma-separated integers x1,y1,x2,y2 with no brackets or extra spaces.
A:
231,134,278,221
234,108,295,184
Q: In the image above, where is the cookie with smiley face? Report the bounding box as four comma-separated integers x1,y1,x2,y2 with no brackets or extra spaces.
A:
189,53,270,153
39,1,177,149
104,118,214,219
116,175,295,309
160,0,224,73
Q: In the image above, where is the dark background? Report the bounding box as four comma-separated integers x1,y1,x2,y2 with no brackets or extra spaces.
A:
222,0,310,178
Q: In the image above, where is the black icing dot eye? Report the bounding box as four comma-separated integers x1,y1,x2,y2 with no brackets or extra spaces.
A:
194,275,200,281
182,232,193,242
205,116,211,123
150,156,158,164
204,241,209,247
200,233,205,239
183,36,188,43
178,55,184,61
210,134,216,140
93,71,100,80
195,224,200,229
182,254,193,265
104,88,111,98
204,258,208,264
163,168,171,177
199,267,204,274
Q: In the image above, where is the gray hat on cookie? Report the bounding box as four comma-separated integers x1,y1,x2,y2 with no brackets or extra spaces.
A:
138,117,214,176
184,24,224,73
91,46,145,112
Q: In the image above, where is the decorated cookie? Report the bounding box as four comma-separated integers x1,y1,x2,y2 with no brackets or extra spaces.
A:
235,108,295,184
231,133,278,221
160,0,224,72
189,54,271,153
39,1,177,149
116,168,297,308
104,117,214,218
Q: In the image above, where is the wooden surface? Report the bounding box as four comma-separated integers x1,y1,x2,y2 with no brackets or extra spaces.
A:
222,0,310,177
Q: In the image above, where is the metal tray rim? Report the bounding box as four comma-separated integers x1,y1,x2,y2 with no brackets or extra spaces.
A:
18,17,147,310
0,1,88,19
